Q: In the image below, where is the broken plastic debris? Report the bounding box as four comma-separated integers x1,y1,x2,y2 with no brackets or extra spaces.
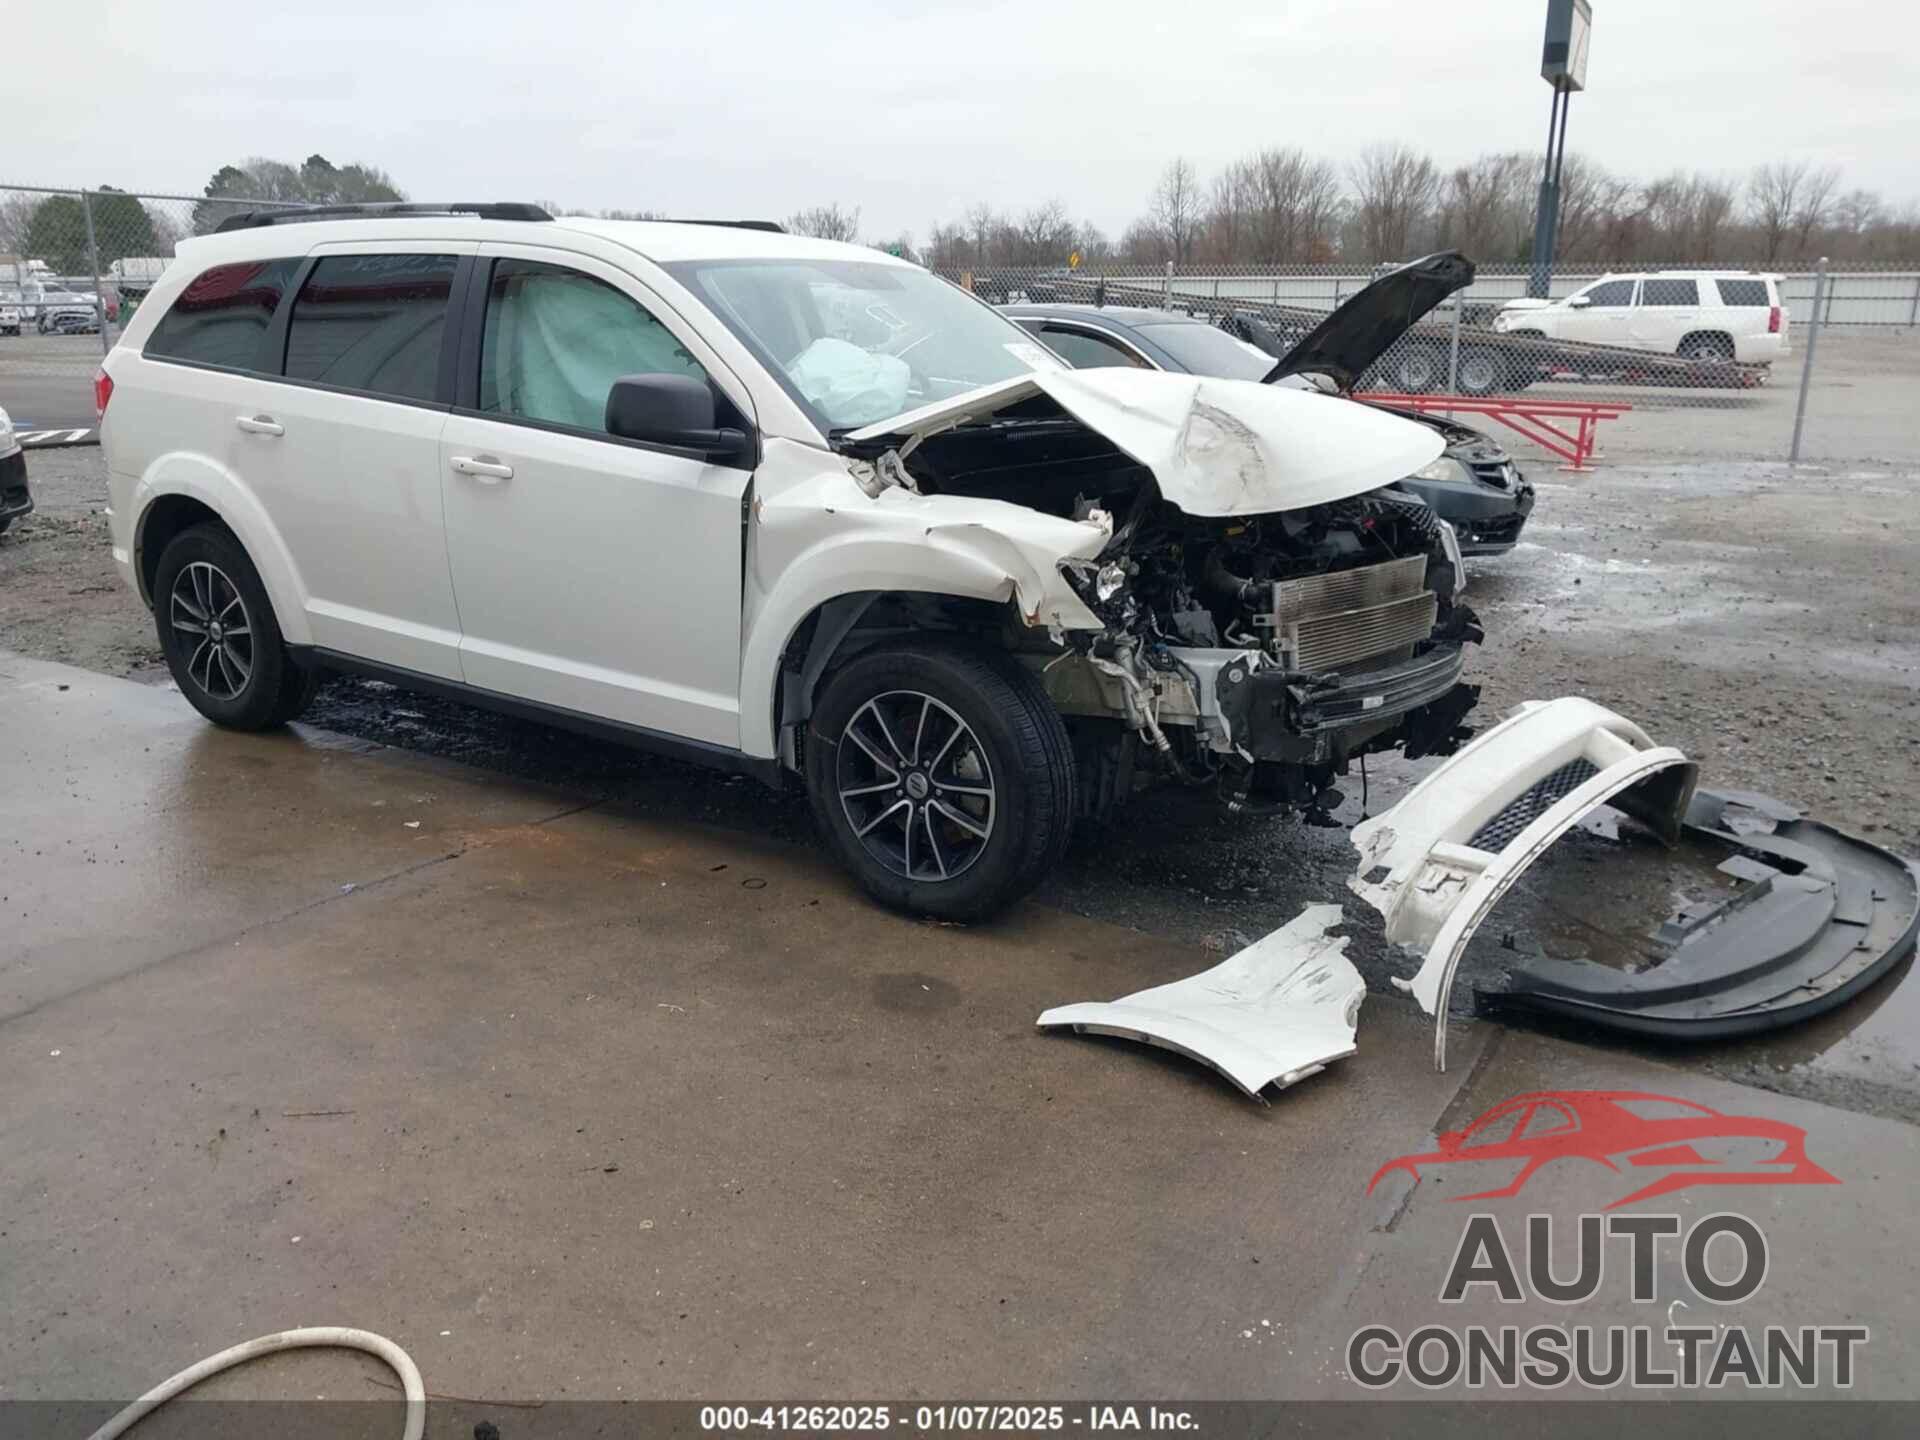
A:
1036,904,1363,1099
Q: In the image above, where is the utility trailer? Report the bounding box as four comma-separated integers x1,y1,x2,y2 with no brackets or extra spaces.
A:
1014,273,1770,396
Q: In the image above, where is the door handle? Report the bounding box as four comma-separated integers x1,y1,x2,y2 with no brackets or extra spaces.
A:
235,414,283,436
450,455,514,482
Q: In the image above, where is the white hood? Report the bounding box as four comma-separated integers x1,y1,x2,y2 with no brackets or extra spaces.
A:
845,367,1442,518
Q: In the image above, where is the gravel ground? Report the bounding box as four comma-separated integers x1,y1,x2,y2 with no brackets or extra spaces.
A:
5,443,1919,1119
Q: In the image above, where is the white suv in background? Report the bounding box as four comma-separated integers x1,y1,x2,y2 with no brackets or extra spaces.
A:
1493,270,1789,365
97,203,1482,919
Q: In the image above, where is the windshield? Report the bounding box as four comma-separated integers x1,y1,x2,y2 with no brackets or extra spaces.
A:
1134,321,1275,382
665,258,1051,432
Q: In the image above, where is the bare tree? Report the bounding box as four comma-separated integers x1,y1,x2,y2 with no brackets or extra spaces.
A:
1789,165,1842,257
1348,143,1438,263
786,202,862,242
964,203,999,267
1435,152,1532,262
1246,147,1344,262
1150,158,1202,265
1746,161,1808,262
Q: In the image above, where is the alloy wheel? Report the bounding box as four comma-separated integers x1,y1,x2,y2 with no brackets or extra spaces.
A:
836,690,996,883
169,560,254,701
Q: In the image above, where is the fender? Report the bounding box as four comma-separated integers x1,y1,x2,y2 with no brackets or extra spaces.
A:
131,450,313,646
736,461,1110,760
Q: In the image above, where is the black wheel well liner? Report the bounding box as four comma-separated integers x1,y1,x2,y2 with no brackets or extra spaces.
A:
136,494,226,606
1678,329,1735,353
772,591,1021,769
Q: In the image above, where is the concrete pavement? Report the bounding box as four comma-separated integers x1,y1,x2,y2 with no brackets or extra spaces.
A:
2,653,1914,1413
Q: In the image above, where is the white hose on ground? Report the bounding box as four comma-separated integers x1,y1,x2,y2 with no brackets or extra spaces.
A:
84,1326,425,1440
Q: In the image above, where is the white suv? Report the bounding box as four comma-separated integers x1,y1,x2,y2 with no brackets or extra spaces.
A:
1492,270,1789,364
100,203,1482,918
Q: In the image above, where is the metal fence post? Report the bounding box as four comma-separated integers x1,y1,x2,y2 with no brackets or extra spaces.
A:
1789,256,1828,464
79,188,111,359
1446,299,1462,404
1163,260,1173,305
1908,273,1919,328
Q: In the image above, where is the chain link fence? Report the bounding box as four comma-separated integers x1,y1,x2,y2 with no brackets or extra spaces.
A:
948,258,1920,467
1,183,1915,465
0,183,312,353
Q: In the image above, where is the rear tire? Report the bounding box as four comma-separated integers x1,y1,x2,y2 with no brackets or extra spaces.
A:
152,522,319,731
1455,347,1503,397
1678,332,1735,362
1389,343,1444,394
804,642,1075,921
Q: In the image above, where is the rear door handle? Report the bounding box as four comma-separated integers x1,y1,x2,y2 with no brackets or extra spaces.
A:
450,455,515,482
235,414,283,436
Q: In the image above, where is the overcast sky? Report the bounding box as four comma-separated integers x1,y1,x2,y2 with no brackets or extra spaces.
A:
15,0,1919,238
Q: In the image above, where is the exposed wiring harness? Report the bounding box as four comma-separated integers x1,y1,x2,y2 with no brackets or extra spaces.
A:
84,1327,424,1440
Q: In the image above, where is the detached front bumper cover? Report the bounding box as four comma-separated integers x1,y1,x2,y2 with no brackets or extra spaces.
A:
1348,697,1699,1070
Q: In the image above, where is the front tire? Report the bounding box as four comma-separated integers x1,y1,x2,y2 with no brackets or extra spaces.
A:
152,522,319,730
804,643,1075,921
1389,343,1444,394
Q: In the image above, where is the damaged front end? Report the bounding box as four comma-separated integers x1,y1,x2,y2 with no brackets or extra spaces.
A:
837,369,1484,822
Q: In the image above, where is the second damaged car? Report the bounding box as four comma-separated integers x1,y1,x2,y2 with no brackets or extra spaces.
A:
100,207,1481,919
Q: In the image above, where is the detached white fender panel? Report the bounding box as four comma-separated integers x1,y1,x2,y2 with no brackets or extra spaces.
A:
1037,903,1364,1098
1348,697,1698,1070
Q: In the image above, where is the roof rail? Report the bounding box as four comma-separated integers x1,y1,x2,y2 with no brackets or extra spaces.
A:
213,202,553,233
656,218,787,234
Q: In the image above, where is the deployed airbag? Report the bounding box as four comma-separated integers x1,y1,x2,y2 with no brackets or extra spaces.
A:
1036,904,1364,1098
789,337,911,427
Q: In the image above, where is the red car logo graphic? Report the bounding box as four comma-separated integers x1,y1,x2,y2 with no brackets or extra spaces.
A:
1366,1090,1839,1210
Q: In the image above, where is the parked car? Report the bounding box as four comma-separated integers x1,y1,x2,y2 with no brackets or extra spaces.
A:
0,406,33,534
1492,270,1788,365
36,286,103,334
1004,253,1536,555
100,203,1483,919
0,289,23,336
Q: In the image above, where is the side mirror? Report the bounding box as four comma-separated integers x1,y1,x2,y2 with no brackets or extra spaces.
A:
1566,294,1591,308
605,373,755,468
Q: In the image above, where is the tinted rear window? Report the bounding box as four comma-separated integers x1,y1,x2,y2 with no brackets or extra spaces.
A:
283,253,458,402
144,259,300,370
1716,278,1771,307
1641,278,1699,307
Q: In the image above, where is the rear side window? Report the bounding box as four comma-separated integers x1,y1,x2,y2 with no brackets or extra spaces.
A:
143,259,300,371
283,253,458,403
1641,278,1699,307
1716,278,1771,307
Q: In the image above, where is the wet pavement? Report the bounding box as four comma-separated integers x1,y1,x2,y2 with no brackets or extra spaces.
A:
7,653,1920,1409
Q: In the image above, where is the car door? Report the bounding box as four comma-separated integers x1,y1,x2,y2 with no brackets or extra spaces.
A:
1629,276,1700,353
254,242,475,679
439,246,755,747
1560,278,1636,347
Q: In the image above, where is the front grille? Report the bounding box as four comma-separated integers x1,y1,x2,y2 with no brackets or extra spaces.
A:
1463,513,1525,545
1468,758,1600,852
1267,554,1437,673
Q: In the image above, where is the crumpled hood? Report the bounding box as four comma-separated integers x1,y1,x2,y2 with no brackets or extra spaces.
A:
844,366,1443,518
1262,251,1475,392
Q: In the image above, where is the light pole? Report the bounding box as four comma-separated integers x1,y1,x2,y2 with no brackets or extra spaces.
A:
1528,0,1592,298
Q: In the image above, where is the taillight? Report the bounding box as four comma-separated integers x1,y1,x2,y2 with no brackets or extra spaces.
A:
1768,306,1782,333
93,369,113,419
